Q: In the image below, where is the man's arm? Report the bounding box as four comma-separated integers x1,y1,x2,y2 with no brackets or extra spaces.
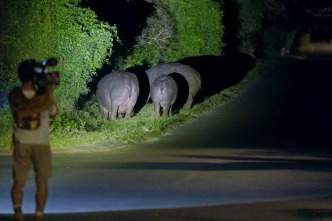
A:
49,105,58,119
47,71,59,119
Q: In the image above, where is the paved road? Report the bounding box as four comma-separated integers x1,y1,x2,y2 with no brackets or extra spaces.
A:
0,58,332,220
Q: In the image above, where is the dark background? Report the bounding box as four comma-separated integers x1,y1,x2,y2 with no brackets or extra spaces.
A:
77,0,256,111
76,0,331,112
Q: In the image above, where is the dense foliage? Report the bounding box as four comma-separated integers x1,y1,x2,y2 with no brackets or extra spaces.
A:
235,0,332,57
0,0,118,108
0,0,265,150
1,57,267,149
236,0,267,57
122,0,225,68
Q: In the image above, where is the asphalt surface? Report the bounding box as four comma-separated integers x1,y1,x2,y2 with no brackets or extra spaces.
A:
1,58,332,220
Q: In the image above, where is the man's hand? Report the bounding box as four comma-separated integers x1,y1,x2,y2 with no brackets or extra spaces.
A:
48,72,60,93
50,72,60,85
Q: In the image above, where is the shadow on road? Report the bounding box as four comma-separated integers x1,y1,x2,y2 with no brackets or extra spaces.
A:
75,151,332,172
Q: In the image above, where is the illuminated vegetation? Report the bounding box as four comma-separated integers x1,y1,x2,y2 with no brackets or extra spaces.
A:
121,0,225,69
0,0,118,108
0,0,273,150
236,0,267,57
0,59,273,149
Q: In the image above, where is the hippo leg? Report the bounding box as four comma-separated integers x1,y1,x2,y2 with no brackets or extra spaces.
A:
110,104,119,120
154,103,161,117
99,104,109,118
169,105,173,117
125,106,134,118
162,104,171,117
126,84,139,118
183,95,193,110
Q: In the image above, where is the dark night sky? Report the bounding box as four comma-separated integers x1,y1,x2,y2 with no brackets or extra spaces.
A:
78,0,332,67
78,0,155,75
80,0,153,43
80,0,332,47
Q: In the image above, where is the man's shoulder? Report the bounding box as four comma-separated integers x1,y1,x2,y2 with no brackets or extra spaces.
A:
9,87,21,93
8,87,22,100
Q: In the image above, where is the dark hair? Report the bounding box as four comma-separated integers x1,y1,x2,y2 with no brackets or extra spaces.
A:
17,60,36,83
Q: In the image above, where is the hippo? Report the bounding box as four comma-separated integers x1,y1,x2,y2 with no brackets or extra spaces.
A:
96,72,139,120
145,63,201,109
151,75,178,117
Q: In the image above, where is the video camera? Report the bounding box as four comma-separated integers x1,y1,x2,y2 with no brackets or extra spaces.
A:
34,57,59,93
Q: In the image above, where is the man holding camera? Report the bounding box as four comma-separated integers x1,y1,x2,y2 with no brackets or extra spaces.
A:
9,58,59,221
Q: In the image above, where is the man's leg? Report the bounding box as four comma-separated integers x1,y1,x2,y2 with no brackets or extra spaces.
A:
35,177,48,216
33,144,52,220
11,179,26,221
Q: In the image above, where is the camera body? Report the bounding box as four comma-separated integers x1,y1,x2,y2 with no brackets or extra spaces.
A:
33,58,59,93
35,71,59,92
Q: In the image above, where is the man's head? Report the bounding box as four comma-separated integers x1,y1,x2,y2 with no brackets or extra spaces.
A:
17,60,36,83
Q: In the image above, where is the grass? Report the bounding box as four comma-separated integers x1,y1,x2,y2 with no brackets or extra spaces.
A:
0,105,12,149
0,58,278,150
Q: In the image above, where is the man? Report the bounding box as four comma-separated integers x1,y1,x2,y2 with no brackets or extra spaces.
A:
9,58,59,221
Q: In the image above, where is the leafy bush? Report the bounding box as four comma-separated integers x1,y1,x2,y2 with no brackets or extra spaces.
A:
236,0,266,57
0,106,13,149
0,0,118,109
0,58,272,149
124,4,174,68
165,0,225,61
122,0,225,68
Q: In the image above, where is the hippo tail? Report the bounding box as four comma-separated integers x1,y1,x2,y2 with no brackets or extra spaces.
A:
128,76,139,100
128,79,135,99
159,83,166,106
160,84,165,94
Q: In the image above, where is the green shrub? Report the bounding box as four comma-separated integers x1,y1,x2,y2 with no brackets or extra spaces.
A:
165,0,225,61
121,0,225,69
0,58,272,149
0,106,13,149
0,0,118,109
